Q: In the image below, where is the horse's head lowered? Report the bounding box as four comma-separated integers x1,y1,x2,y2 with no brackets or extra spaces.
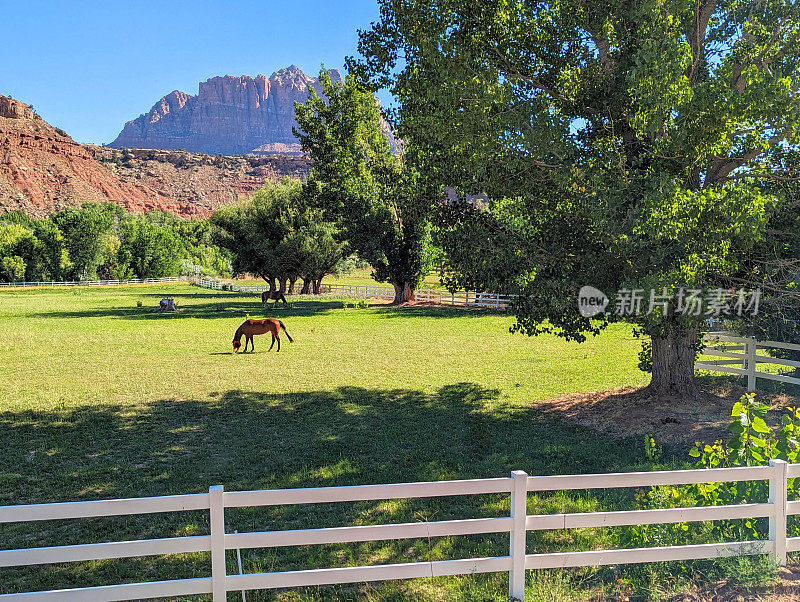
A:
232,339,241,353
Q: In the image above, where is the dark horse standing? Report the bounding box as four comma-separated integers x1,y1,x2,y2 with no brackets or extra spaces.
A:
262,290,287,308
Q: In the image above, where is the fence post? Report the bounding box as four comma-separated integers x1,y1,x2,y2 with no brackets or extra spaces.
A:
209,485,226,601
769,459,788,566
509,470,528,601
747,337,757,392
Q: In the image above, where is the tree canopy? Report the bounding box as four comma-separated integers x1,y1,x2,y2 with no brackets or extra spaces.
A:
0,203,229,283
294,69,435,303
211,178,345,293
351,0,800,395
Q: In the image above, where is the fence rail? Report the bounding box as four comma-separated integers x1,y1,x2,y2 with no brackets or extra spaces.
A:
1,461,796,601
0,277,183,288
194,278,514,309
696,331,800,390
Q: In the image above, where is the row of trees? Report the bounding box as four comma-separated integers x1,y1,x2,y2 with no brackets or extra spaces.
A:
0,203,229,282
209,70,435,303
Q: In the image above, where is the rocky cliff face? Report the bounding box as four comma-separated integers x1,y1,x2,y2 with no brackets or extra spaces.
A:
0,95,200,217
0,94,310,218
110,66,342,155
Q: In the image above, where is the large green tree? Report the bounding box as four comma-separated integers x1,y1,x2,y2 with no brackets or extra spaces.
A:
211,178,345,292
116,216,184,279
0,213,70,282
294,69,434,304
52,203,117,280
352,0,800,396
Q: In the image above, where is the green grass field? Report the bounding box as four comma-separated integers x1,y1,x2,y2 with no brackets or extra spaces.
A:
0,284,703,600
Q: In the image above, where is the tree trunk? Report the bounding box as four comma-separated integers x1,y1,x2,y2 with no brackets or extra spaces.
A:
647,326,702,399
262,275,277,292
288,276,297,295
300,279,311,295
313,279,322,295
278,278,287,294
392,282,415,305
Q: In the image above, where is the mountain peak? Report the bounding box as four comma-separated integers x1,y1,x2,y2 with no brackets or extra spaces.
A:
110,67,339,155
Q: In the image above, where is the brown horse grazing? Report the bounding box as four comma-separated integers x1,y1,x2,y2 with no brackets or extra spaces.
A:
232,318,293,353
261,290,287,308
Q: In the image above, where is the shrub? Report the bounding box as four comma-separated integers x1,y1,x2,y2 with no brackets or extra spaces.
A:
633,393,800,547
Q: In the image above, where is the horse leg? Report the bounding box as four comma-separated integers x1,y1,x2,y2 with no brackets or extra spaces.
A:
268,335,275,351
246,335,253,352
277,335,281,352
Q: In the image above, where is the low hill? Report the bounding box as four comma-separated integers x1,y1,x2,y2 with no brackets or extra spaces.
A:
0,94,196,217
91,147,309,215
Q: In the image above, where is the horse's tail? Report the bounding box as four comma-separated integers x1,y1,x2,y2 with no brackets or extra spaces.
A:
278,320,293,342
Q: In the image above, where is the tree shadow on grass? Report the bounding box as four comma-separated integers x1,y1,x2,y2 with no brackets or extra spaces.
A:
23,293,510,323
0,383,651,597
374,303,510,320
22,296,351,321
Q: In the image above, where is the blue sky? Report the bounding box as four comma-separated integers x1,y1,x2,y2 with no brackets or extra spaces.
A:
0,0,384,144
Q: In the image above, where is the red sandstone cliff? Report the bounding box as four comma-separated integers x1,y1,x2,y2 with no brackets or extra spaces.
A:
0,95,203,217
0,95,311,218
110,66,342,156
91,147,309,214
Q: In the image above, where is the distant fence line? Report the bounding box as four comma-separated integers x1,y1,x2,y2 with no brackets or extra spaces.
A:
0,277,184,288
0,462,796,601
696,331,800,390
194,278,514,309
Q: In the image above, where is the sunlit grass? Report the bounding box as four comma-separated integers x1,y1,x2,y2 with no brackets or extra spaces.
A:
0,283,646,412
0,283,700,600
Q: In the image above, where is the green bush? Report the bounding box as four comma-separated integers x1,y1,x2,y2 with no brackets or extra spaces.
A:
632,393,800,546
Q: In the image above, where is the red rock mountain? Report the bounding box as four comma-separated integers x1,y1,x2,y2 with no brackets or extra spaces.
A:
110,66,342,156
0,94,310,218
0,94,197,217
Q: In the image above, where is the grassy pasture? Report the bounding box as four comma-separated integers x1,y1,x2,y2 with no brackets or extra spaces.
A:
0,283,685,600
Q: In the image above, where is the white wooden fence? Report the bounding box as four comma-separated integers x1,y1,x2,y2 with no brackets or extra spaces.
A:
0,277,183,288
1,461,797,601
194,278,513,309
696,332,800,390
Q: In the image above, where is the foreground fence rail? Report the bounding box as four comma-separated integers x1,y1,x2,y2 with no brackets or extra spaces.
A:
696,331,800,390
1,462,797,601
194,278,513,309
0,277,183,288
